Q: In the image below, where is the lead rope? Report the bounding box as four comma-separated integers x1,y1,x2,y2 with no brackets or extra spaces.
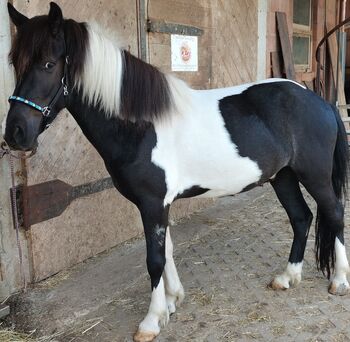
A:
9,153,27,291
0,142,36,291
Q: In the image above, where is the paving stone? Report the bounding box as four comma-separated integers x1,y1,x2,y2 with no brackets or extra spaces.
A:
8,186,350,341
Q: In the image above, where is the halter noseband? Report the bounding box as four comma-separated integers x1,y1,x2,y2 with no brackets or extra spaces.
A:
8,55,70,122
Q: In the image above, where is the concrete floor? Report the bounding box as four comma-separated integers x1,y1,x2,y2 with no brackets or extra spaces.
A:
7,185,350,341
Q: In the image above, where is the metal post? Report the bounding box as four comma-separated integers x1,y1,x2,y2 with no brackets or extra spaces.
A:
136,0,148,62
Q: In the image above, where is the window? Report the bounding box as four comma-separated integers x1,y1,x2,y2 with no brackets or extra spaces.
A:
293,0,312,72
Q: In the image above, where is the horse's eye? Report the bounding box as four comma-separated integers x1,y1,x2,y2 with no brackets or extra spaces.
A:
44,62,55,69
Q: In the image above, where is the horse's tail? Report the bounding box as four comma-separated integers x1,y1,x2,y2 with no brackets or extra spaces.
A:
315,105,349,278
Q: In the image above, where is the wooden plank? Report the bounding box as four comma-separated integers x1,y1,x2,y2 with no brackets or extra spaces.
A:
270,51,282,77
326,24,349,123
276,11,296,80
303,80,315,91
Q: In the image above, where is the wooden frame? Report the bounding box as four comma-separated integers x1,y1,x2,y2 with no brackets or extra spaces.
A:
293,0,313,72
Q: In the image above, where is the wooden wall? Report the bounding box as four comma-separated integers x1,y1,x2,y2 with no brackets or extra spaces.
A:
266,0,293,78
14,0,143,282
148,0,258,89
211,0,258,87
12,0,258,282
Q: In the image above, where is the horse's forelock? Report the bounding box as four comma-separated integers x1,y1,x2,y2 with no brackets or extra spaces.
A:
9,16,53,80
9,16,88,83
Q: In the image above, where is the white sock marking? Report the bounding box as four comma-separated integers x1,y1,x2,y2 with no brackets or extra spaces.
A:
273,262,303,288
138,276,168,335
332,237,350,287
163,227,184,313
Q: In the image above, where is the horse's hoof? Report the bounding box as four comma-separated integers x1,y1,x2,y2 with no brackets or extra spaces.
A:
133,330,158,342
176,285,185,306
268,278,288,290
166,286,185,314
328,282,350,296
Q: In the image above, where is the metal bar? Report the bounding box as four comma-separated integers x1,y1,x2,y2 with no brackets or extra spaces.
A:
315,15,350,64
71,177,114,200
147,20,204,36
12,177,115,230
336,31,340,106
340,31,347,82
137,0,148,61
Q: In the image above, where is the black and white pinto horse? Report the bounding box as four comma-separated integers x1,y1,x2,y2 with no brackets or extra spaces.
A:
3,3,350,341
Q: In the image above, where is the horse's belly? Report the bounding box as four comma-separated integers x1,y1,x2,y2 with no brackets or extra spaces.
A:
152,132,263,205
152,97,263,206
179,156,262,198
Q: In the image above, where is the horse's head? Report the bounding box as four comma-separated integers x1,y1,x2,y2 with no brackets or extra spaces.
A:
4,2,68,151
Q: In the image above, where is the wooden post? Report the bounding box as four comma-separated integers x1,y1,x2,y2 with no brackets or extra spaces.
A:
276,12,296,81
326,23,349,124
0,1,30,298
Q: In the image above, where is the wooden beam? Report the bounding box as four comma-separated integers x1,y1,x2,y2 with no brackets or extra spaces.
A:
270,51,282,77
276,12,296,80
326,23,349,122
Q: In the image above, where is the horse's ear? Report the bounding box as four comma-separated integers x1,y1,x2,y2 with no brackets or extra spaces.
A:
7,3,29,27
48,2,63,36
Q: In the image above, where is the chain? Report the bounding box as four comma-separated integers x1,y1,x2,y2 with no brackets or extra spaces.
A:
9,154,26,290
0,141,35,291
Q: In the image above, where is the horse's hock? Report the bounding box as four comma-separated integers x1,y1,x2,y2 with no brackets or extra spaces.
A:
0,0,259,288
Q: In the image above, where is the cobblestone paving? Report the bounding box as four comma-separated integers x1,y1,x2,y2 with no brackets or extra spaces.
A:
15,186,350,341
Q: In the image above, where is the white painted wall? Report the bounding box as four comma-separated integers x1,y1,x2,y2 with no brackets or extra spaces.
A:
0,1,30,299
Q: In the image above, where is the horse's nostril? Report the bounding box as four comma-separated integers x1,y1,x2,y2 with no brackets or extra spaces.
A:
13,125,24,143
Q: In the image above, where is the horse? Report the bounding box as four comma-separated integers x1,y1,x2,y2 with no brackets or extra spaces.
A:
3,2,350,341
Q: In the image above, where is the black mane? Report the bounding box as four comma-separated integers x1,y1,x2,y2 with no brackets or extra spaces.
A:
119,51,172,122
10,15,172,123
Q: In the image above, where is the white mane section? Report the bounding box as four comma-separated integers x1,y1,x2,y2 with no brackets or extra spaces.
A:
166,75,194,116
75,24,123,117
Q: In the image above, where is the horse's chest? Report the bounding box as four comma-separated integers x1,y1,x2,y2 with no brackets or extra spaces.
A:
151,111,262,204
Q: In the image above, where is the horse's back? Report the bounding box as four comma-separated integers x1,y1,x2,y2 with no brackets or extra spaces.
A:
151,79,338,204
215,80,338,174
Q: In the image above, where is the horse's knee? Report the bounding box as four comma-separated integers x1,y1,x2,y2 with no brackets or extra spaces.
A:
290,209,313,237
147,254,166,289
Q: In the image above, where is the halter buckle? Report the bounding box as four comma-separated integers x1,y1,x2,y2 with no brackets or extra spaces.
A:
62,77,69,96
42,106,51,117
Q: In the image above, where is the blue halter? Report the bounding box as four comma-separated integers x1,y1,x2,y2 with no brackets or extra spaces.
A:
8,96,51,116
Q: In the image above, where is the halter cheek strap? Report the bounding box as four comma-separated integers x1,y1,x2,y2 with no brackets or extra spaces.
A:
8,56,70,120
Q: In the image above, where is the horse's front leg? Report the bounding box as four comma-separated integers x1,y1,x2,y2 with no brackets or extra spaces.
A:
134,202,170,342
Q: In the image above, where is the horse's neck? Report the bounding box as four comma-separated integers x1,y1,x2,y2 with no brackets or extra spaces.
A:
66,90,146,165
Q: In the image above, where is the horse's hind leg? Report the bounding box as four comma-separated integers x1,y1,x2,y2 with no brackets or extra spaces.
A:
269,167,313,290
299,177,350,295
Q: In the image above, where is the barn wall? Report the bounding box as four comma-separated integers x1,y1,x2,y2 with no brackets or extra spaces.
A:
266,0,293,78
12,0,259,282
211,0,259,87
148,0,259,89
